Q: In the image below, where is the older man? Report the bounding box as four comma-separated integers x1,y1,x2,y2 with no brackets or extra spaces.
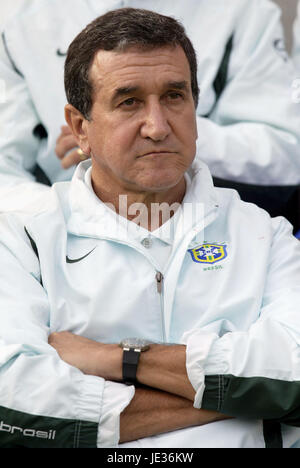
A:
0,9,300,449
1,0,300,228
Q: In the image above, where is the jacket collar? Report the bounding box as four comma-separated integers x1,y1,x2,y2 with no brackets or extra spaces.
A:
65,159,219,242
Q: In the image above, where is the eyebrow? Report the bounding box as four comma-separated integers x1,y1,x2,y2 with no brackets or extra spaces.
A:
111,86,139,103
167,81,189,91
111,81,189,102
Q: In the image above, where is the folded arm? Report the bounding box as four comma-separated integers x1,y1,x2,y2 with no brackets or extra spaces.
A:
119,386,226,443
49,218,300,429
48,332,229,443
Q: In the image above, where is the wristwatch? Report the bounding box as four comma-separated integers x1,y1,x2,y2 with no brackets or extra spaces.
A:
119,338,151,385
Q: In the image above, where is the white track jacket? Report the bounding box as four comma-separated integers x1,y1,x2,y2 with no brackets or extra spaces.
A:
0,0,300,209
0,160,300,448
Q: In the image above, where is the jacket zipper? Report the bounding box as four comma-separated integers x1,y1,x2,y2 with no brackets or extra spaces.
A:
155,272,166,341
70,206,217,343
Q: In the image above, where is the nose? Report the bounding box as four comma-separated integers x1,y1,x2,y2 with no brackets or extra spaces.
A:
140,99,171,141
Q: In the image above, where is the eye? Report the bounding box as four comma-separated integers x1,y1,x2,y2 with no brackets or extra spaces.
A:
120,97,139,107
166,92,184,102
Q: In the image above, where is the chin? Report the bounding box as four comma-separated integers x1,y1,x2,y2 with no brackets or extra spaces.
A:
137,175,182,192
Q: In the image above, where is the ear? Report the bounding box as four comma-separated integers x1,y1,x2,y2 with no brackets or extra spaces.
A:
64,104,91,155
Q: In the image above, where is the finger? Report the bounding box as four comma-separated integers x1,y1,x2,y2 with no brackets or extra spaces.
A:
56,127,72,146
60,125,72,135
48,331,60,346
61,149,90,169
48,331,72,346
56,134,78,159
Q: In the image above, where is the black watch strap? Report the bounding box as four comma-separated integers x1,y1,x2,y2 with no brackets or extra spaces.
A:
122,348,141,385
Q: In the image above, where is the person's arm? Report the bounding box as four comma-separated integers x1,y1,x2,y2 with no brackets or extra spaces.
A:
48,332,230,442
0,32,39,187
49,217,300,426
0,214,134,448
0,32,52,213
0,213,225,447
196,0,300,185
183,216,300,424
48,332,195,401
119,387,227,443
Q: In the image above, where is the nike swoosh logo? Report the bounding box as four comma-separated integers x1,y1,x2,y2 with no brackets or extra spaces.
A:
66,247,96,264
56,48,67,57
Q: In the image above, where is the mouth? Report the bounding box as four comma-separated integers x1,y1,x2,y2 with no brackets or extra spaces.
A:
137,151,175,158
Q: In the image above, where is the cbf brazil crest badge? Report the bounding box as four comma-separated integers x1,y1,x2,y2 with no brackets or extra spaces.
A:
188,243,228,264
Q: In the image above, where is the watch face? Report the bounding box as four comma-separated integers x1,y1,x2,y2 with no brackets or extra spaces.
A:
120,338,151,351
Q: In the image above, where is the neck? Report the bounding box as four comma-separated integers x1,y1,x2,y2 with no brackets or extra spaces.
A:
91,175,186,231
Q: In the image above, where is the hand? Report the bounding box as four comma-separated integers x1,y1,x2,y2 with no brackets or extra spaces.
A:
55,125,90,169
48,331,122,379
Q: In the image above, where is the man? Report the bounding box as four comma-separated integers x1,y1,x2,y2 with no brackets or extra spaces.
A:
0,8,300,449
0,0,300,224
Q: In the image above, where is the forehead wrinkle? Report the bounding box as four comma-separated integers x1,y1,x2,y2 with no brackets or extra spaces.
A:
90,46,191,99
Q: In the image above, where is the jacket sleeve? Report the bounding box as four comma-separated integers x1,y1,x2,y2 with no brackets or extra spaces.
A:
0,31,41,186
196,0,300,185
0,215,134,448
183,216,300,425
0,29,64,213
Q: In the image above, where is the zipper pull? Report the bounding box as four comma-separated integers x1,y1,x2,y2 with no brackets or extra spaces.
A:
155,272,164,293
